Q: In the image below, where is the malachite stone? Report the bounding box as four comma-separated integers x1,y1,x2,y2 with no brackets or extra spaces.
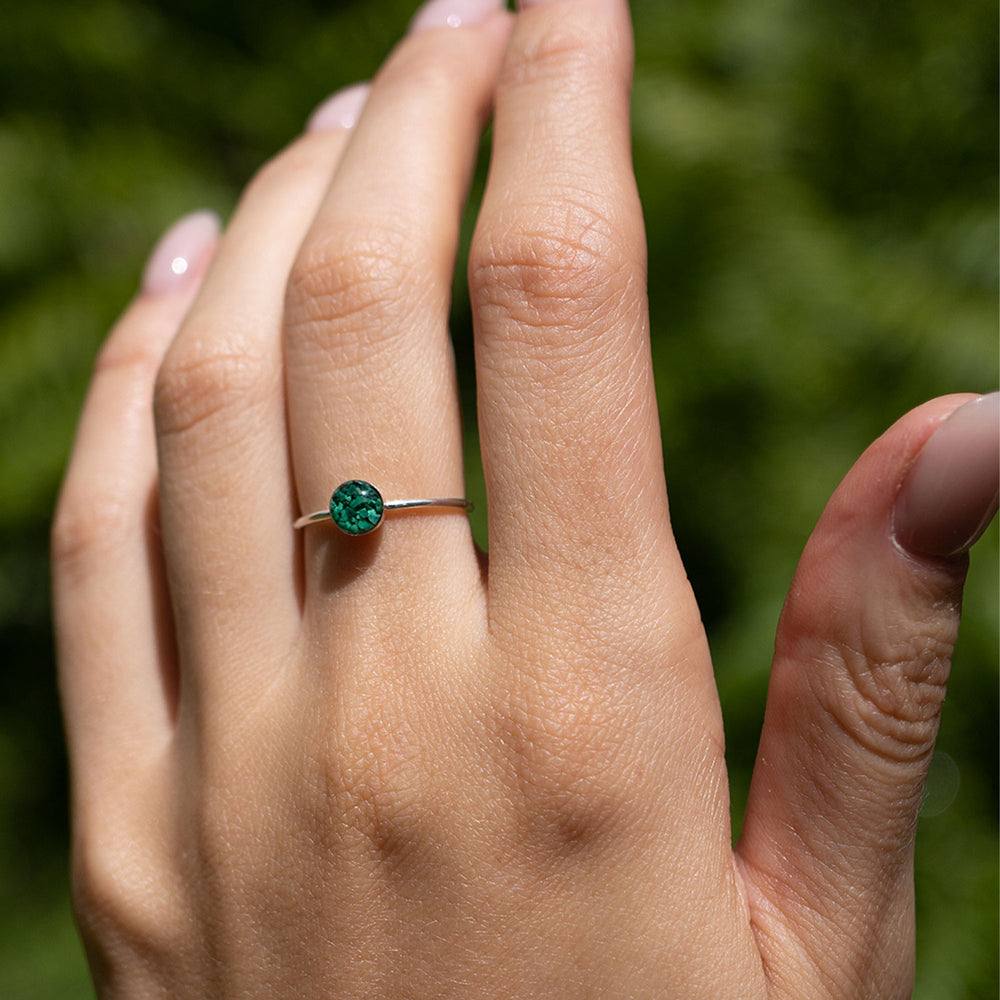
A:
329,480,384,535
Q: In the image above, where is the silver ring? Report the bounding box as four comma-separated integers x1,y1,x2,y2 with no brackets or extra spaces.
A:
294,479,472,535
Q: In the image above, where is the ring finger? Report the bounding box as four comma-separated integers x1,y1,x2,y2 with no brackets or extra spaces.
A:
284,5,512,625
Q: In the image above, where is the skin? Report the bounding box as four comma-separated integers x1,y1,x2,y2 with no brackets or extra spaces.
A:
51,1,997,997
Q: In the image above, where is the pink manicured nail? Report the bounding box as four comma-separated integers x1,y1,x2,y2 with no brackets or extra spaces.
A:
408,0,505,33
306,83,371,132
141,210,220,297
894,393,1000,557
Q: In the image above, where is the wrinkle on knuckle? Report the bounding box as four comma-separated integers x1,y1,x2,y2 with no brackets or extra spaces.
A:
809,629,953,766
94,334,166,382
286,228,429,359
471,201,638,338
153,330,273,440
501,20,597,95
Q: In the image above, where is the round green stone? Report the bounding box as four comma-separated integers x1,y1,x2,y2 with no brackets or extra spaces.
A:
329,480,384,535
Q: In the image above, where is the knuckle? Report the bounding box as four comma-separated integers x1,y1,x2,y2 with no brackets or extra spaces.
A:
285,226,425,363
153,322,272,438
850,640,951,757
500,19,597,94
381,38,467,103
315,705,440,875
493,675,640,855
809,628,954,765
471,199,639,337
71,828,178,963
93,329,166,381
51,489,137,581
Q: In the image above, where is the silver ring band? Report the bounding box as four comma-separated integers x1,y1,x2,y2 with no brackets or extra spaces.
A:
294,480,472,535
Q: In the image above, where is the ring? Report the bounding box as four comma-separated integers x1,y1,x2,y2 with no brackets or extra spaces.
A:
294,479,473,535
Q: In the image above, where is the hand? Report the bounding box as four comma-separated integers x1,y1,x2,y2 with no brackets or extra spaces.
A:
52,0,999,997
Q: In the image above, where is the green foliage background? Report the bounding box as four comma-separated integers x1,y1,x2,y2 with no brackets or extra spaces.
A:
0,0,996,996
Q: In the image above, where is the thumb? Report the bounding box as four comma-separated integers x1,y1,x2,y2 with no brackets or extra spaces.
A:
736,393,998,1000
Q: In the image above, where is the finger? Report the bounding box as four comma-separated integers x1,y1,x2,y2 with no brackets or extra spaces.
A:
53,211,219,789
470,0,720,797
737,393,999,999
467,0,741,957
152,95,366,705
471,0,695,641
283,9,511,604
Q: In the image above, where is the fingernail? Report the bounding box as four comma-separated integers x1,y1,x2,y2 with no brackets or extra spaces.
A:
141,210,220,297
306,83,371,133
894,393,1000,557
408,0,504,34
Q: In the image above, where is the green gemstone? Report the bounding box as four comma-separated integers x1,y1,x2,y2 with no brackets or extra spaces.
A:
329,480,384,535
